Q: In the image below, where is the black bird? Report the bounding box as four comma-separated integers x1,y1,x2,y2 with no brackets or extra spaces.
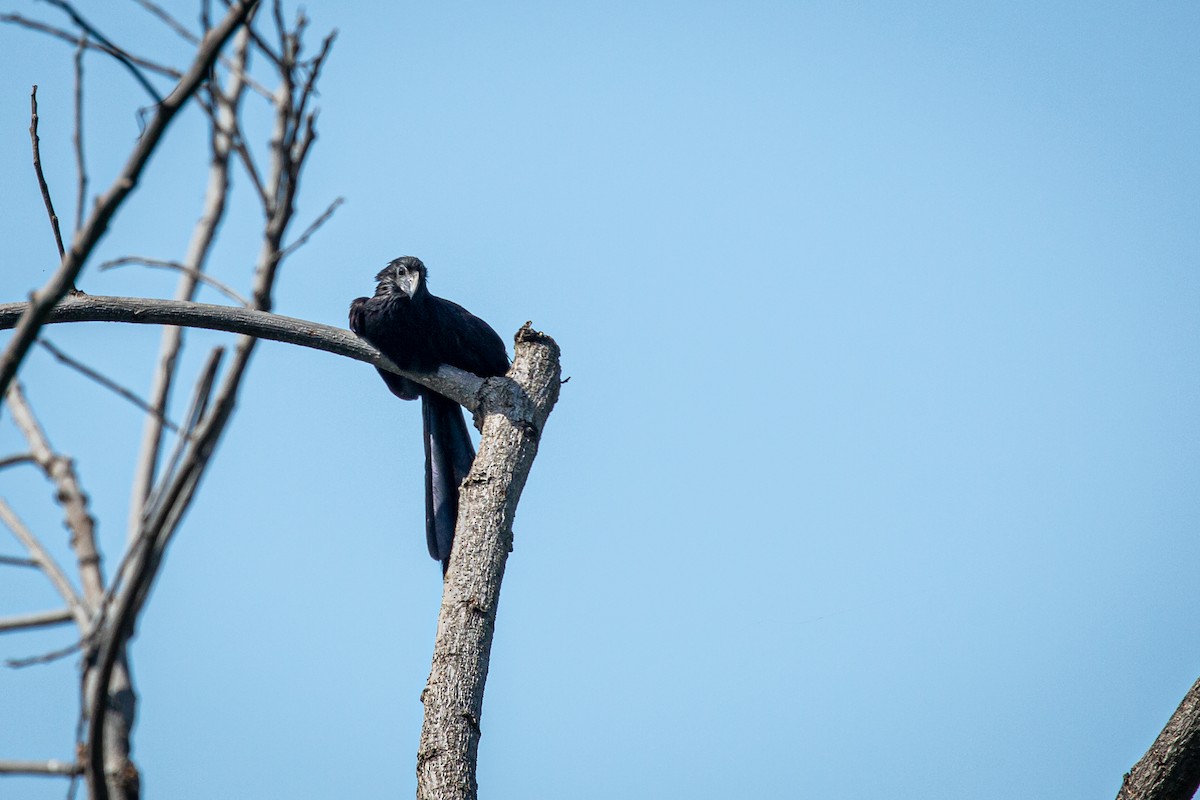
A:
349,256,509,572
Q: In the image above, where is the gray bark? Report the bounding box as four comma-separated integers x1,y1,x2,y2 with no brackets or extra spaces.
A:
0,0,260,401
0,294,485,409
416,323,561,800
1117,677,1200,800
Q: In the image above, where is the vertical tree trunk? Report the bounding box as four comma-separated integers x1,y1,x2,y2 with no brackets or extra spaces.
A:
416,325,561,800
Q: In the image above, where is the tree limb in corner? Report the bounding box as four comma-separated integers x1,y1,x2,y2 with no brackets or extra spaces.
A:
0,0,260,404
1117,677,1200,800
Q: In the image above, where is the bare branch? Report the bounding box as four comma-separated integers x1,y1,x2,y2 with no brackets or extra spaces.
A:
129,0,196,43
0,14,181,79
0,454,35,470
72,37,88,233
41,0,163,103
29,86,68,263
0,553,39,567
206,97,268,205
271,0,287,60
7,639,84,669
130,0,274,100
0,295,485,409
86,350,244,800
146,347,223,513
0,499,87,629
277,196,343,260
36,339,181,432
417,324,562,800
0,608,74,633
1117,676,1200,800
0,0,261,403
0,759,81,777
85,12,325,795
5,382,104,606
99,258,248,306
295,28,337,125
126,27,249,541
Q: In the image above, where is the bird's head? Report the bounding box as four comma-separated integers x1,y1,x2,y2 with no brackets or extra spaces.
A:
373,256,427,300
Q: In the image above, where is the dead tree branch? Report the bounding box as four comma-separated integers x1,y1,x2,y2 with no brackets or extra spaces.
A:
6,639,84,670
278,195,343,260
80,9,338,797
0,455,34,471
36,340,180,432
0,499,87,628
0,14,181,79
29,86,67,262
417,323,561,800
41,0,163,103
0,759,81,777
99,258,249,306
1117,676,1200,800
72,36,87,233
5,382,104,607
0,608,74,633
126,27,250,541
0,0,260,404
128,0,273,99
0,295,485,409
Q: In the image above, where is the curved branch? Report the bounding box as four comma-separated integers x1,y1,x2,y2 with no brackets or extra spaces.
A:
0,294,484,409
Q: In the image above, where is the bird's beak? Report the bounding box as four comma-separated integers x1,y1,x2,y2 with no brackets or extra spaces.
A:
400,269,420,298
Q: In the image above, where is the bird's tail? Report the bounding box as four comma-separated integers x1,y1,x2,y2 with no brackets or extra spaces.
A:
422,392,476,573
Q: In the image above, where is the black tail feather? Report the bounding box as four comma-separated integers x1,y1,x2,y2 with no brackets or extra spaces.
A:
421,393,476,570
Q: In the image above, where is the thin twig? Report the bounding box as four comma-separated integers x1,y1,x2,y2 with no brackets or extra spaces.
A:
278,196,343,260
29,86,68,264
6,638,85,668
130,0,273,99
271,0,287,62
0,499,87,629
129,0,196,42
146,347,223,514
196,87,268,204
0,760,81,777
0,553,40,567
215,97,268,204
0,607,74,633
0,0,261,405
0,454,35,470
36,339,181,432
99,257,249,306
41,0,163,103
295,28,336,125
0,14,181,78
72,36,88,234
215,0,281,65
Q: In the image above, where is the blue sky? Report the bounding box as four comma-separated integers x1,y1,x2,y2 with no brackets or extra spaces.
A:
1,2,1198,798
